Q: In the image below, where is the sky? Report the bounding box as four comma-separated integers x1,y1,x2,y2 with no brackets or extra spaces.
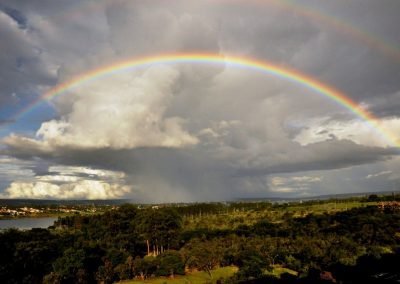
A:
0,0,400,202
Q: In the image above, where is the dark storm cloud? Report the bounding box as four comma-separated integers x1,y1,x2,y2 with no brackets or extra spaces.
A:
2,135,399,201
235,139,399,177
287,0,400,117
366,91,400,118
213,0,400,118
0,4,27,29
1,0,400,116
1,0,400,200
0,8,55,108
31,143,399,175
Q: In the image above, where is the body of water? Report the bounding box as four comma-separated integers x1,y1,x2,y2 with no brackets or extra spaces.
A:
0,217,57,230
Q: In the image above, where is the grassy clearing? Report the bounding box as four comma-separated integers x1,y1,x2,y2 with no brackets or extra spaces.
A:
267,265,298,277
119,266,238,284
287,201,378,217
120,265,298,284
183,201,378,230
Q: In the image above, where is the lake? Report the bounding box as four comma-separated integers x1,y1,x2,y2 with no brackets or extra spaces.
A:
0,217,57,230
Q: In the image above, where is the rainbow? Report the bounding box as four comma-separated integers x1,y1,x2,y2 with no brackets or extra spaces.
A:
14,53,400,147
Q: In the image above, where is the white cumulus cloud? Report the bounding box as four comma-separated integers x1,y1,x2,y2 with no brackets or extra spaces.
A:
293,117,400,148
2,180,130,199
268,175,323,194
5,65,198,151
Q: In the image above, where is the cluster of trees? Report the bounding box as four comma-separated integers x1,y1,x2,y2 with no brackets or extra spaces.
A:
0,201,399,283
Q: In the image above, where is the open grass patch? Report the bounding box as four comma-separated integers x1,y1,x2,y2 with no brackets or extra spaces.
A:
120,266,238,284
266,265,298,277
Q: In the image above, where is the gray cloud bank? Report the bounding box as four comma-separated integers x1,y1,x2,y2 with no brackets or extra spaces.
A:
1,0,400,201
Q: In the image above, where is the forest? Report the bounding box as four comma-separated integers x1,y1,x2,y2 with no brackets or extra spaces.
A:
0,195,399,284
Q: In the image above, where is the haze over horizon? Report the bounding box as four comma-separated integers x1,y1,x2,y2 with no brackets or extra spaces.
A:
1,0,400,202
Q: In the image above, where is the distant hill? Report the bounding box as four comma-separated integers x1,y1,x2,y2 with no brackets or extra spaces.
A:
235,190,400,203
0,190,399,207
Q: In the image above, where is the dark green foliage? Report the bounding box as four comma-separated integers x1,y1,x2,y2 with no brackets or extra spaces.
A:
113,263,131,281
235,248,268,280
136,207,182,252
96,259,115,284
52,248,86,282
183,238,223,277
252,220,278,236
1,200,399,283
156,250,185,276
132,256,158,279
0,228,60,284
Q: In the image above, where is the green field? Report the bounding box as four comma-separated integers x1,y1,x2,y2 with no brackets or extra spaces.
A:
182,201,378,230
119,265,300,283
267,265,298,277
1,195,399,283
120,266,238,284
